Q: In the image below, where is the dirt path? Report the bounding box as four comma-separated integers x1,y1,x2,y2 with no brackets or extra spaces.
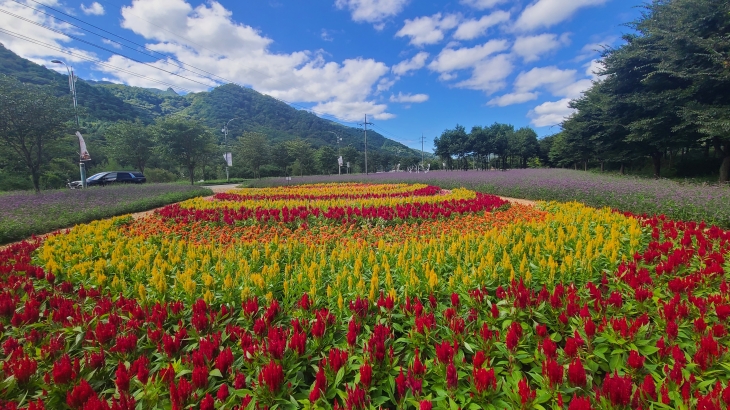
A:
2,185,535,249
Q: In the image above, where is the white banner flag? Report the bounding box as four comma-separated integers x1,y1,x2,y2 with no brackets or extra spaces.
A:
223,152,232,167
338,156,343,167
76,131,91,161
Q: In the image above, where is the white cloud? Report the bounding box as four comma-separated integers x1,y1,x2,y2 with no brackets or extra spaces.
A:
321,29,334,42
376,77,395,92
459,0,508,10
487,92,537,106
428,39,509,73
453,11,510,40
81,2,105,15
489,65,593,108
514,66,577,95
515,0,608,32
312,100,394,121
395,13,460,46
335,0,409,23
392,51,429,76
512,33,570,62
101,38,122,49
585,59,604,80
107,0,394,120
455,54,513,94
390,92,429,103
0,0,96,65
528,98,574,127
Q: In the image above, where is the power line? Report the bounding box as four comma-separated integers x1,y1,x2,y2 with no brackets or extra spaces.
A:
2,3,410,141
0,27,197,93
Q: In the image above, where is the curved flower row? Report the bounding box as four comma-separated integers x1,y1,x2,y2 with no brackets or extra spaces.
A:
180,187,477,212
159,193,508,226
214,184,441,202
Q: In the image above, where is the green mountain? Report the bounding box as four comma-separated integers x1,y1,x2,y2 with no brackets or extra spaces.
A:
0,44,413,156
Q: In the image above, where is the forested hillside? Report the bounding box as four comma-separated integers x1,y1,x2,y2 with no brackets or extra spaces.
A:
0,44,418,190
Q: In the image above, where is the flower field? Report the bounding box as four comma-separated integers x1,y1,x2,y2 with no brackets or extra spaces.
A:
1,182,730,410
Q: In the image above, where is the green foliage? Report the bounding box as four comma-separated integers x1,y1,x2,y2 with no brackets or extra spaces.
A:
144,167,180,183
0,75,75,192
153,117,216,185
105,120,155,173
559,0,730,181
436,123,539,170
234,131,270,178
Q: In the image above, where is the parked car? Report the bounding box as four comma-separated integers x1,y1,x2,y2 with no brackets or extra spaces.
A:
68,171,146,189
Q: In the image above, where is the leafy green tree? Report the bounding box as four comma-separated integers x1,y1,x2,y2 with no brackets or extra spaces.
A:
512,127,540,168
314,145,338,175
0,76,74,192
153,117,216,185
105,120,154,173
283,139,314,176
235,131,270,178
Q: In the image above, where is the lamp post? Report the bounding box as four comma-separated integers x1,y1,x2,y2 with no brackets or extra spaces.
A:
222,118,238,182
51,60,86,188
327,131,342,175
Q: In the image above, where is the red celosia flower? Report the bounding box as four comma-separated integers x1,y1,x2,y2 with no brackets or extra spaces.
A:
446,362,458,390
329,348,348,373
584,320,596,338
518,379,536,405
299,293,310,311
395,368,408,398
309,365,327,402
344,385,368,410
234,372,246,389
542,358,563,387
412,349,426,376
542,338,557,359
567,396,592,410
567,358,587,387
131,355,149,384
259,361,284,393
473,350,487,369
450,293,460,307
4,351,37,384
602,371,633,407
640,374,656,401
66,379,96,408
627,350,645,369
216,384,229,402
419,400,432,410
535,324,548,338
506,322,522,351
491,303,499,318
52,354,75,385
435,340,456,364
199,393,214,410
347,319,361,346
289,330,307,355
115,361,130,392
360,362,372,388
473,367,496,393
192,365,208,389
215,347,234,375
311,319,326,338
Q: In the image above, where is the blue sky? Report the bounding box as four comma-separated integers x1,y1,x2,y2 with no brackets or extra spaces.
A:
0,0,643,151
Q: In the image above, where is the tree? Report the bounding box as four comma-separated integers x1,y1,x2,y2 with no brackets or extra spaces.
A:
235,131,270,178
283,139,314,176
106,120,154,173
314,145,338,175
153,117,216,185
512,127,540,168
0,76,74,192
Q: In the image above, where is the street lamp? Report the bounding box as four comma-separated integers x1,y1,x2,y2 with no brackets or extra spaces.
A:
327,131,342,175
222,118,238,182
51,59,87,188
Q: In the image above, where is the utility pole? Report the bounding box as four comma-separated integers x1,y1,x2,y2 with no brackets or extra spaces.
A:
222,118,238,182
420,133,426,172
359,114,373,174
52,60,87,188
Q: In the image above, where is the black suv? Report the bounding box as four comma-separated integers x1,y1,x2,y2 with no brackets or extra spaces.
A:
68,171,146,188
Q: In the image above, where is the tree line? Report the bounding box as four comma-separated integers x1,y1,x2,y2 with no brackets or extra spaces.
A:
553,0,730,182
434,123,541,170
